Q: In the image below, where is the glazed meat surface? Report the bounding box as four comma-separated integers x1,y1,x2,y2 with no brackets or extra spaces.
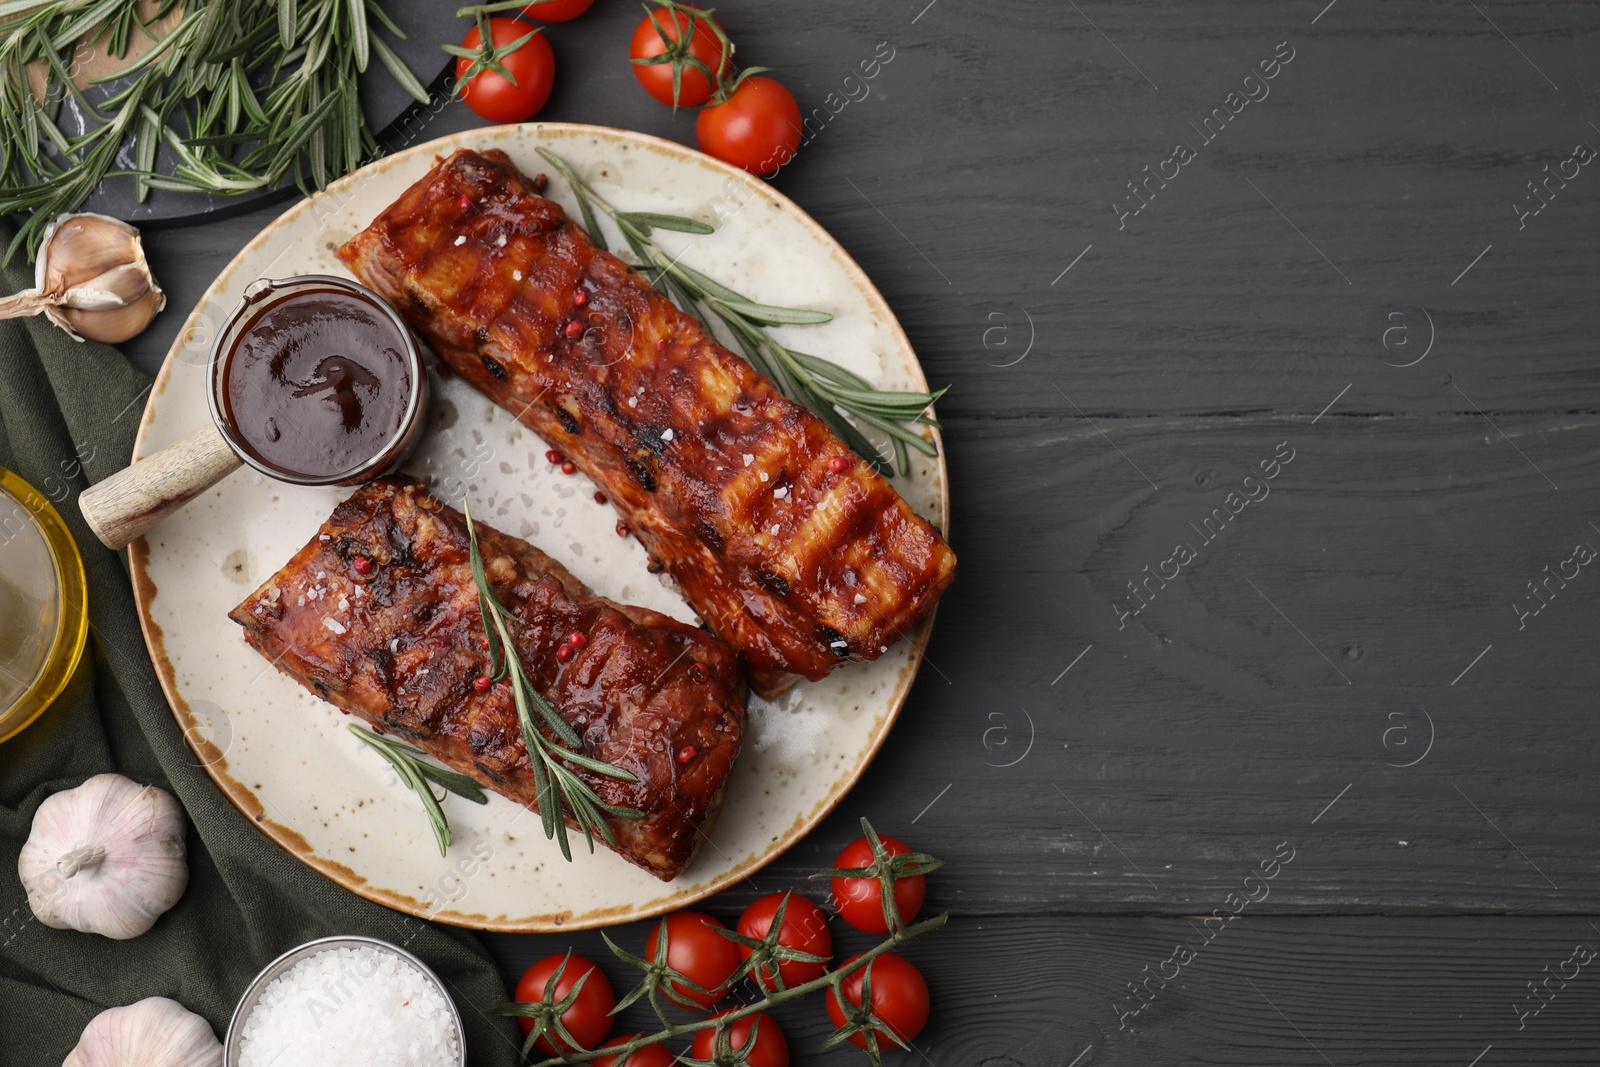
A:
337,148,956,695
229,478,745,881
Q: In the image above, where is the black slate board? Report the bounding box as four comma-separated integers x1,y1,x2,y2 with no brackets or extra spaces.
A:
114,0,1600,1062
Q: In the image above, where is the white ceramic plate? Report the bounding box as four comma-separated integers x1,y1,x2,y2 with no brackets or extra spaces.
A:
130,124,948,932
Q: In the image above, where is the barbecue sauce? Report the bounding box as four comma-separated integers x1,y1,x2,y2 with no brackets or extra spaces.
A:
221,289,411,479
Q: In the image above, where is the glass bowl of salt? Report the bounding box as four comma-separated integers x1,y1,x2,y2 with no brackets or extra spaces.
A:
225,935,466,1067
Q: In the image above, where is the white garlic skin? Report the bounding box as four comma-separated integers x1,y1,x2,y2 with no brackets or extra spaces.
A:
33,212,166,343
63,997,221,1067
18,773,189,940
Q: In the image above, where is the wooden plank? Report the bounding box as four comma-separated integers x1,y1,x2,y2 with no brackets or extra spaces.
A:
482,916,1600,1066
763,0,1600,418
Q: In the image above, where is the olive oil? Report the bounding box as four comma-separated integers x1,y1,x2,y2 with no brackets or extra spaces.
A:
0,469,87,741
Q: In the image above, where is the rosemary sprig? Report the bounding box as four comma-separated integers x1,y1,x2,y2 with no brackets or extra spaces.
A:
496,819,946,1067
0,0,429,265
537,147,947,479
349,723,488,856
464,500,645,860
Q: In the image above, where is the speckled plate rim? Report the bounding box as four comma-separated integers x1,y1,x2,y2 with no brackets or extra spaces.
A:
127,122,950,932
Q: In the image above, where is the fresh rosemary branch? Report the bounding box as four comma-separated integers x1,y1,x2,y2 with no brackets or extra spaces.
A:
349,722,488,856
498,818,948,1067
536,147,946,479
0,0,430,264
463,500,645,861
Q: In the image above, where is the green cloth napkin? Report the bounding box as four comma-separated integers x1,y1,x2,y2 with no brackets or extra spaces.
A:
0,231,521,1065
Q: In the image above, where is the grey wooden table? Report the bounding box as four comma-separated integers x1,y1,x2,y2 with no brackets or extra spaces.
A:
121,1,1600,1063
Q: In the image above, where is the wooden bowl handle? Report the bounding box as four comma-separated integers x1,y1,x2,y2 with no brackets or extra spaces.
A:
79,423,243,551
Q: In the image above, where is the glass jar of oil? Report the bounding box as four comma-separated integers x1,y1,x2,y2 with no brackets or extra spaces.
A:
0,469,87,742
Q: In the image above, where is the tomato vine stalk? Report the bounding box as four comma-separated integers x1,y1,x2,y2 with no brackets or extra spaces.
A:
493,818,947,1067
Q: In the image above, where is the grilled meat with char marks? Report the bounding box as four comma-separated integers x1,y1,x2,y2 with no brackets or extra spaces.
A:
336,148,956,696
229,478,745,881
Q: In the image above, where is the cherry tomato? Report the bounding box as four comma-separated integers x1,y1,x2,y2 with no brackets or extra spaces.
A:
520,0,594,20
830,833,927,933
643,910,739,1008
825,953,930,1050
629,5,730,107
695,76,802,177
691,1011,789,1067
512,953,616,1054
735,892,832,991
456,19,556,123
591,1036,677,1067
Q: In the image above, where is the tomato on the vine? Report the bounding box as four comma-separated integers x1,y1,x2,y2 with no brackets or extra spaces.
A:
643,910,740,1008
455,19,556,123
695,76,802,177
520,0,594,20
830,832,928,933
629,4,730,107
591,1036,677,1067
691,1011,790,1067
825,953,930,1050
735,892,832,991
512,953,616,1054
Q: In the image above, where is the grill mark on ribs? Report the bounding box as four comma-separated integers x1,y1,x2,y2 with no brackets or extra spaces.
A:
228,478,746,881
337,148,956,696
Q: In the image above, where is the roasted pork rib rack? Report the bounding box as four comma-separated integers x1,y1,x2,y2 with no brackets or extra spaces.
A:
337,148,956,695
230,479,746,881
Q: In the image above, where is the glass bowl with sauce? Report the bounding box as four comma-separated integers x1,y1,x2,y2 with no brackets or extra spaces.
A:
79,275,430,551
209,275,429,486
0,469,88,743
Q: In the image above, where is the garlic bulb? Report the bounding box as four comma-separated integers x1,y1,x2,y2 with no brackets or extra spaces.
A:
0,212,165,343
18,773,189,940
63,997,222,1067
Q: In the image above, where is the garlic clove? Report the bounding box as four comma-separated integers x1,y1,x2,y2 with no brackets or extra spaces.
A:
1,212,165,345
63,284,167,344
63,261,158,310
18,773,189,940
63,997,222,1067
36,212,146,295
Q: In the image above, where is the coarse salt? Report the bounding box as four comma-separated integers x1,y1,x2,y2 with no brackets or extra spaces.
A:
496,234,507,247
661,428,674,442
773,486,788,499
453,235,466,246
237,945,460,1067
322,617,347,635
513,269,523,281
